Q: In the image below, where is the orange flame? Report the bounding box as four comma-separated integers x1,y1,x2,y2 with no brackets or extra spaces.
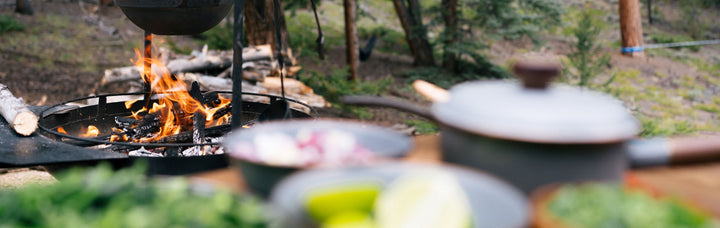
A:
109,44,233,142
57,127,67,134
80,125,99,138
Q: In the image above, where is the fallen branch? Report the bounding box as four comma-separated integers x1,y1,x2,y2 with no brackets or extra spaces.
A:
0,84,38,136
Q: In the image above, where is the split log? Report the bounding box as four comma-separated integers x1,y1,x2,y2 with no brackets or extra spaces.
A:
101,45,274,85
179,73,268,93
262,77,314,94
0,84,38,136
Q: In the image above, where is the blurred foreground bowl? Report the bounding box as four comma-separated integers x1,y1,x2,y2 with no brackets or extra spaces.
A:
270,162,529,228
223,119,413,198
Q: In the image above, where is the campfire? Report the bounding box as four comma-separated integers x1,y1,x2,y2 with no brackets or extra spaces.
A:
54,46,246,157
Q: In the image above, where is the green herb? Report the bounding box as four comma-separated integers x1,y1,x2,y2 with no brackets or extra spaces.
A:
0,163,267,228
548,184,716,228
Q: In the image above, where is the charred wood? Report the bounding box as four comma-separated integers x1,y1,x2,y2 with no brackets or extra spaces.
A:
132,113,160,138
212,104,232,120
115,116,138,129
156,124,231,144
192,111,206,153
202,91,222,107
189,81,205,107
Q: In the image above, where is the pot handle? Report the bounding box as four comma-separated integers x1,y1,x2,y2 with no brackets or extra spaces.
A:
341,95,436,121
628,135,720,167
412,80,450,103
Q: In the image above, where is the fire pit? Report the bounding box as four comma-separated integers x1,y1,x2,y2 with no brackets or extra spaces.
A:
35,92,314,175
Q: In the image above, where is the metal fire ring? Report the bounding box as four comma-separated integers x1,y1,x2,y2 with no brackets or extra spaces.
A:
38,91,317,148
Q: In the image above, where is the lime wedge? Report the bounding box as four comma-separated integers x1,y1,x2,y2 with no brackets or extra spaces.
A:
374,170,472,228
322,211,376,228
305,183,381,223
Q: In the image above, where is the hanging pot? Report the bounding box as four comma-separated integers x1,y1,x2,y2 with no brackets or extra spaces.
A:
343,58,720,194
115,0,233,35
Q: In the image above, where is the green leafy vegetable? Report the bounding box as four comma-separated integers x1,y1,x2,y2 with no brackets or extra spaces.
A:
548,184,717,228
0,163,267,228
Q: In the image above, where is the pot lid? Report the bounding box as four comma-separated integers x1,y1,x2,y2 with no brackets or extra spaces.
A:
432,59,639,144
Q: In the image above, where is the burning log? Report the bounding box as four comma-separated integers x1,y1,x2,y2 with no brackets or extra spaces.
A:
112,114,159,139
189,81,206,107
115,116,138,128
212,104,232,120
193,112,206,144
0,83,38,136
131,113,160,138
202,91,222,107
192,111,206,155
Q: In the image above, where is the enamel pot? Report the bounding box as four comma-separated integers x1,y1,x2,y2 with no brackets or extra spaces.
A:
343,59,720,194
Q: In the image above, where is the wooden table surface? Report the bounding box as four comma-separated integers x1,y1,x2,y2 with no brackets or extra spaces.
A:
192,134,720,218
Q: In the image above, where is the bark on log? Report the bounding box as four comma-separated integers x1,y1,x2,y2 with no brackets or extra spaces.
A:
102,46,273,85
0,84,38,136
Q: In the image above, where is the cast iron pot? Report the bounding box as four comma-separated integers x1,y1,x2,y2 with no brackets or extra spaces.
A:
115,0,233,35
343,59,720,194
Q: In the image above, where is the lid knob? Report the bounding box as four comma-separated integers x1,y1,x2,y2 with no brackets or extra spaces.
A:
513,57,561,89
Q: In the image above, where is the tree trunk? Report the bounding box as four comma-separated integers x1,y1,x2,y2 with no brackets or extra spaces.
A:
344,0,359,80
392,0,435,66
619,0,644,57
441,0,458,72
245,0,292,57
15,0,33,15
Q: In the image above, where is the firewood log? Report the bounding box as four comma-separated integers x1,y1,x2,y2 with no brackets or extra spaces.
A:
0,84,38,136
101,45,274,85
